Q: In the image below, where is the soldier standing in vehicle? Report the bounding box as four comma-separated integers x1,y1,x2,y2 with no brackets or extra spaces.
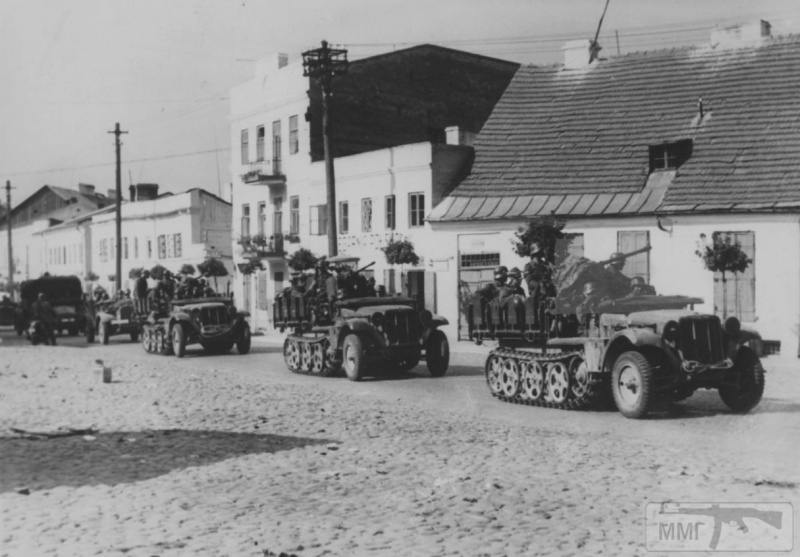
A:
524,244,554,326
604,252,633,299
134,270,150,313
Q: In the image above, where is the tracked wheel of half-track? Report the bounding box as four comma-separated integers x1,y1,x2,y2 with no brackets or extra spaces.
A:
283,334,339,377
485,347,604,410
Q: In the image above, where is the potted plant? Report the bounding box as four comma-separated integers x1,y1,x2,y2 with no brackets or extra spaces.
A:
287,248,319,271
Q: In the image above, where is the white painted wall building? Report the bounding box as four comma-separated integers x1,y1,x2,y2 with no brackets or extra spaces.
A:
230,54,474,333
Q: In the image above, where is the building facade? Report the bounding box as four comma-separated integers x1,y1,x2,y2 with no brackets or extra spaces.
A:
429,22,800,358
230,45,518,332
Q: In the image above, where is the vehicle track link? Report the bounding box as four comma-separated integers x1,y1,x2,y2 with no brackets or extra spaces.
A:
283,334,341,377
484,346,607,411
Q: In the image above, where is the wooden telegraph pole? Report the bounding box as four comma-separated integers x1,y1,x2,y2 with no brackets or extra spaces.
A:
108,122,128,293
5,180,13,300
302,40,348,257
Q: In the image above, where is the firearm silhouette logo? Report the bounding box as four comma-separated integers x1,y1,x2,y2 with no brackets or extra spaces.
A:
646,502,793,552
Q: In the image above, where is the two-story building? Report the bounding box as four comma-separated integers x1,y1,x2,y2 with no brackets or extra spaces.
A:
230,44,519,332
0,184,112,290
88,184,234,294
428,21,800,357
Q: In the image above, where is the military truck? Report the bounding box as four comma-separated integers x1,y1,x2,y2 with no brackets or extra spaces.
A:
15,275,86,336
141,296,251,357
273,255,450,381
469,248,765,419
86,298,144,344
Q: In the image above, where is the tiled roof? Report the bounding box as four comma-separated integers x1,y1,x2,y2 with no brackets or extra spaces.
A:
431,35,800,222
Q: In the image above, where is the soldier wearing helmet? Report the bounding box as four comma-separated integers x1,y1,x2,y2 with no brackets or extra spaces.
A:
476,265,508,301
604,251,632,298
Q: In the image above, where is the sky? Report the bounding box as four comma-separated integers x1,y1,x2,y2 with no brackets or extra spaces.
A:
1,0,799,205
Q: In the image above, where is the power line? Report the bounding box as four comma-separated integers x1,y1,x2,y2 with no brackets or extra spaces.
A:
4,147,231,178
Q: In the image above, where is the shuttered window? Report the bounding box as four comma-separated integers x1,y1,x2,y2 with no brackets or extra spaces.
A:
617,230,650,283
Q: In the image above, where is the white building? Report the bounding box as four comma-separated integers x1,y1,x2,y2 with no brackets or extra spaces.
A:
88,185,233,294
429,23,800,358
229,45,519,332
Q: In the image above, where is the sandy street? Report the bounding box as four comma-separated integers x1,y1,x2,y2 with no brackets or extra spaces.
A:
1,332,798,556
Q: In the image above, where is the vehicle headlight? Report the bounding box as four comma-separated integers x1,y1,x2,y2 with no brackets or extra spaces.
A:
662,320,679,345
419,310,433,328
724,316,741,336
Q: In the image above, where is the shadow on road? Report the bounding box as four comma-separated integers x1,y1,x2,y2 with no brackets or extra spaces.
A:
0,429,332,493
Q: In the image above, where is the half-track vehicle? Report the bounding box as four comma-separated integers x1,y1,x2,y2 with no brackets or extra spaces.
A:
86,298,144,344
468,247,765,419
15,275,86,336
273,256,450,381
141,296,251,358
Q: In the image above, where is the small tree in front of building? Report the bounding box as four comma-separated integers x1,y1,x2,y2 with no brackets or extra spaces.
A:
179,263,196,276
128,267,145,279
512,217,565,264
695,232,751,319
150,264,168,281
287,248,319,271
198,257,228,290
382,238,420,266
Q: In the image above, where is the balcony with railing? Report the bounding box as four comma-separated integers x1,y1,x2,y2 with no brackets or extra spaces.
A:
238,233,286,260
240,159,285,188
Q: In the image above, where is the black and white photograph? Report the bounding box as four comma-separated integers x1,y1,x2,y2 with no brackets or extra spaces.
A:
1,0,799,555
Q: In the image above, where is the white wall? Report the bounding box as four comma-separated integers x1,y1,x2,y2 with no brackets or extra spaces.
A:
430,213,800,358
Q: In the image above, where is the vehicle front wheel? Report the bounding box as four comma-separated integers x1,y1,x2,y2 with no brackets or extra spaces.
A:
342,334,364,381
611,351,655,419
172,323,186,358
719,348,765,413
99,321,110,345
237,323,251,354
426,330,450,377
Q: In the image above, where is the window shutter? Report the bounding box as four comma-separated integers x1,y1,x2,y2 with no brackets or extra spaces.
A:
424,271,436,313
383,268,395,295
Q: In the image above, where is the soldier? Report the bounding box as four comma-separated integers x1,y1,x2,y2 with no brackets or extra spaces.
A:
31,292,57,345
477,265,508,301
134,270,150,312
504,267,526,298
604,252,632,299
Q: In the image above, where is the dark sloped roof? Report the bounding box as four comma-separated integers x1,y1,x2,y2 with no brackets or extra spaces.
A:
433,35,800,221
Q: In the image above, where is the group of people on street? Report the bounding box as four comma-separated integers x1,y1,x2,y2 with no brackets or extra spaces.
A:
286,258,379,304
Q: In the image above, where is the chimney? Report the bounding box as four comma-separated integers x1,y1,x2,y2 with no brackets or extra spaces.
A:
562,39,595,70
78,183,95,195
711,20,772,48
277,52,289,68
445,126,475,146
131,183,159,201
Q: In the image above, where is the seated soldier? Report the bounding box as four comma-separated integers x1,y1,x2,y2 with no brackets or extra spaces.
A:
604,252,632,299
628,276,656,296
476,266,508,301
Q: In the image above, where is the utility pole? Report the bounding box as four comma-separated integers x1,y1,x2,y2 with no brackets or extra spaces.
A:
302,40,348,257
108,122,128,292
5,180,13,300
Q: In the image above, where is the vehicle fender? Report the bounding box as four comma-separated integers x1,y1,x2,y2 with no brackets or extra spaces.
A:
431,315,449,327
602,327,667,372
737,326,763,356
338,319,386,348
171,311,191,322
96,311,115,324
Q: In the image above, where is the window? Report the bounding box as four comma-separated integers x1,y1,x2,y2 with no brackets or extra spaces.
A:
123,237,129,260
173,233,182,258
272,120,282,173
157,234,167,259
256,125,265,162
309,204,328,235
385,195,396,230
712,231,756,321
289,196,300,235
617,231,650,283
409,192,425,227
240,129,249,164
649,139,692,172
99,239,108,263
241,204,251,236
339,201,349,234
257,202,267,236
147,239,153,259
361,198,372,232
460,253,501,268
289,115,299,154
273,196,283,235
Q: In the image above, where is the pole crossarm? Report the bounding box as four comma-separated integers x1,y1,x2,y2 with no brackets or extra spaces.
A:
302,40,349,87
